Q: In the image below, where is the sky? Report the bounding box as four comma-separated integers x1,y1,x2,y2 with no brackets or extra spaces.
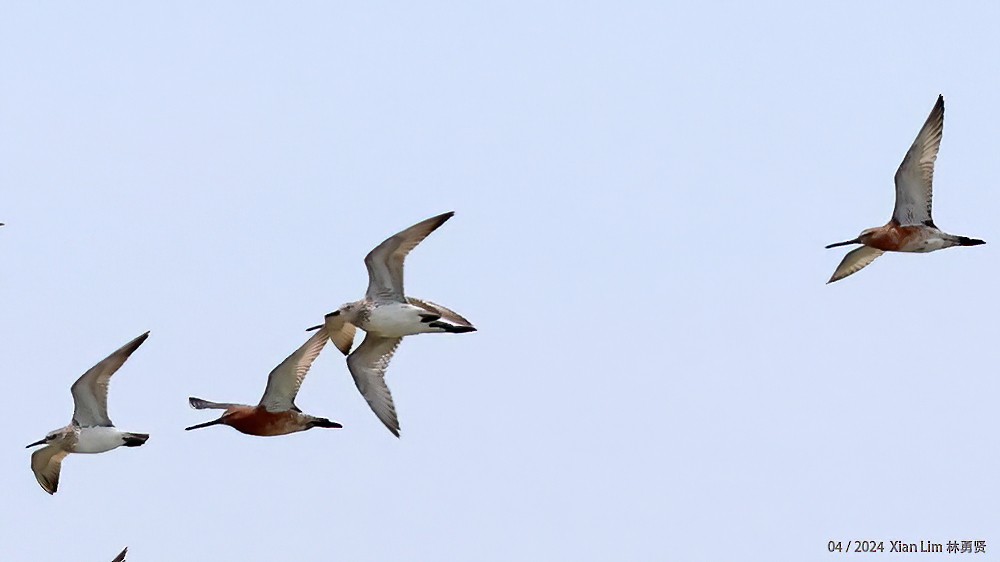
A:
2,2,999,560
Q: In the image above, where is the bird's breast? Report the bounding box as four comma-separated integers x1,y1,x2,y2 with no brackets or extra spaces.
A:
868,225,925,252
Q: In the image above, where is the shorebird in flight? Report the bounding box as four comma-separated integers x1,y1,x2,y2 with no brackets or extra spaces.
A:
27,332,151,494
310,211,476,437
185,328,342,436
826,95,984,283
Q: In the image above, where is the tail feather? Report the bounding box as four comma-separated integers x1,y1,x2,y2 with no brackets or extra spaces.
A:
407,297,475,328
959,236,986,246
428,321,478,334
122,433,149,447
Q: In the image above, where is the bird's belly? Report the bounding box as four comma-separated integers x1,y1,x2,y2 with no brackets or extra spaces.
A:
363,303,434,337
229,410,307,437
899,237,950,253
75,427,125,453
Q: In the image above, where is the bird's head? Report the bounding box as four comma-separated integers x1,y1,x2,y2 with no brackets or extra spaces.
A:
26,430,65,448
826,228,878,249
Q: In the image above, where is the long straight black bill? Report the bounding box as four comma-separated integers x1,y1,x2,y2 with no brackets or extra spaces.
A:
185,418,226,431
825,239,860,249
25,438,46,448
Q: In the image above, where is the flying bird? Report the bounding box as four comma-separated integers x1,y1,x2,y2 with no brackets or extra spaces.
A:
826,95,984,283
185,328,342,436
310,211,476,437
27,332,151,494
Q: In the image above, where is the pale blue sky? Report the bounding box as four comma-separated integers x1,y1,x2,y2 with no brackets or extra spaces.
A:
2,2,999,560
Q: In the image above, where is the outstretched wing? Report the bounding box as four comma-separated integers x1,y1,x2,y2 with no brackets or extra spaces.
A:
307,312,357,355
111,548,128,562
31,444,69,495
259,328,329,412
828,246,884,283
347,334,403,437
322,311,357,355
188,397,241,410
893,95,944,226
365,212,454,303
71,332,150,427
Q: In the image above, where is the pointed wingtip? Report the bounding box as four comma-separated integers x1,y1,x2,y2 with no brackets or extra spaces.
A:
927,94,944,121
387,421,401,438
432,211,455,225
38,475,57,495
